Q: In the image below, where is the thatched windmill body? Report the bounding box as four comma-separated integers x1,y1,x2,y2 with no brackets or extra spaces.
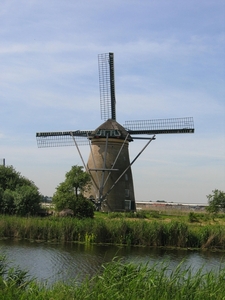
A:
36,53,194,212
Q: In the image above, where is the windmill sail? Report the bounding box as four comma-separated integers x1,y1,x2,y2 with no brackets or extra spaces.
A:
36,130,92,147
98,53,116,121
124,117,194,135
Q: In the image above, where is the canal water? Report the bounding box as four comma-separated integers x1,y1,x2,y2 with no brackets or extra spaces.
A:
0,239,224,286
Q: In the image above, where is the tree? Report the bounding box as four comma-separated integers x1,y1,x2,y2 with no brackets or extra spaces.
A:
65,165,91,198
0,165,42,216
2,189,15,215
206,189,225,214
52,181,75,212
13,185,42,216
73,195,94,219
0,165,31,191
53,165,94,218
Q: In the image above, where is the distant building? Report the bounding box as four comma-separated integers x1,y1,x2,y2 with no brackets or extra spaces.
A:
136,201,207,212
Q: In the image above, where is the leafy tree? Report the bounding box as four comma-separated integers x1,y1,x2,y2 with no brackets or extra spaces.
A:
65,165,91,198
2,189,15,215
13,185,42,216
206,189,225,214
0,165,31,191
0,165,41,216
73,195,95,219
53,165,94,218
53,181,75,212
0,187,3,212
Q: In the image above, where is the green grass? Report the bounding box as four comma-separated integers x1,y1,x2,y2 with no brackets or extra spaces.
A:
0,255,225,300
0,213,225,250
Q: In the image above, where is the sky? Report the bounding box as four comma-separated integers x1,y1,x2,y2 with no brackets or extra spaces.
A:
0,0,224,204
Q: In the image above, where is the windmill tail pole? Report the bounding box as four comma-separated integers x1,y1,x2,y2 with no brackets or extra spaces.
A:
130,135,156,166
70,132,99,195
101,135,156,202
98,134,109,200
88,139,101,188
70,132,87,171
103,133,130,189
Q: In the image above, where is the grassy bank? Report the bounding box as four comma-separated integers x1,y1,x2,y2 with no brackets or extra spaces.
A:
0,212,225,250
1,255,225,299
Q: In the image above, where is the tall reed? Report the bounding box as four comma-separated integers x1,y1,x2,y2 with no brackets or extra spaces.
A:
0,215,225,249
0,257,225,299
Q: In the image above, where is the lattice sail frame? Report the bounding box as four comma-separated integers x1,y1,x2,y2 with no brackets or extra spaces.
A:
124,117,194,135
98,52,116,121
36,131,92,147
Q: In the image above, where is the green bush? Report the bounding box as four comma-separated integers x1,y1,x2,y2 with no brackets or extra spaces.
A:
73,196,94,219
188,212,199,223
0,166,42,216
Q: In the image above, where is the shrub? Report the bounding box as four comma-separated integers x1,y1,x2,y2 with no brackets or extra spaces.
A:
73,196,94,219
188,212,199,223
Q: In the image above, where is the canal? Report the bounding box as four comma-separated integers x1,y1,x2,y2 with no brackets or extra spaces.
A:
0,239,224,286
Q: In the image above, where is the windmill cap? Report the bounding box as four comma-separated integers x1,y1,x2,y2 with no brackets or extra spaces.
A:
90,119,133,141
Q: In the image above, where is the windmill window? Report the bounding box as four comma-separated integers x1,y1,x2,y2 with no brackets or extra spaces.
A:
125,174,128,181
95,129,121,137
124,200,131,210
125,189,129,197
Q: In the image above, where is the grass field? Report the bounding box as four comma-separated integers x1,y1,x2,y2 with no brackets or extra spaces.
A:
0,211,225,250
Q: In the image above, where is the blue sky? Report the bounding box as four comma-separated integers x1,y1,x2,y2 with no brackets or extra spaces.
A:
0,0,224,204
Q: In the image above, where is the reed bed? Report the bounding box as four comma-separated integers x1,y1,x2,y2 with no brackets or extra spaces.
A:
0,215,225,250
0,256,225,299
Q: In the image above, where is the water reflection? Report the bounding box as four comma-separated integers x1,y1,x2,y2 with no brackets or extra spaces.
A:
0,239,224,286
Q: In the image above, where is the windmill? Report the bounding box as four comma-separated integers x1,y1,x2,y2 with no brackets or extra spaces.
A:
36,53,194,212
